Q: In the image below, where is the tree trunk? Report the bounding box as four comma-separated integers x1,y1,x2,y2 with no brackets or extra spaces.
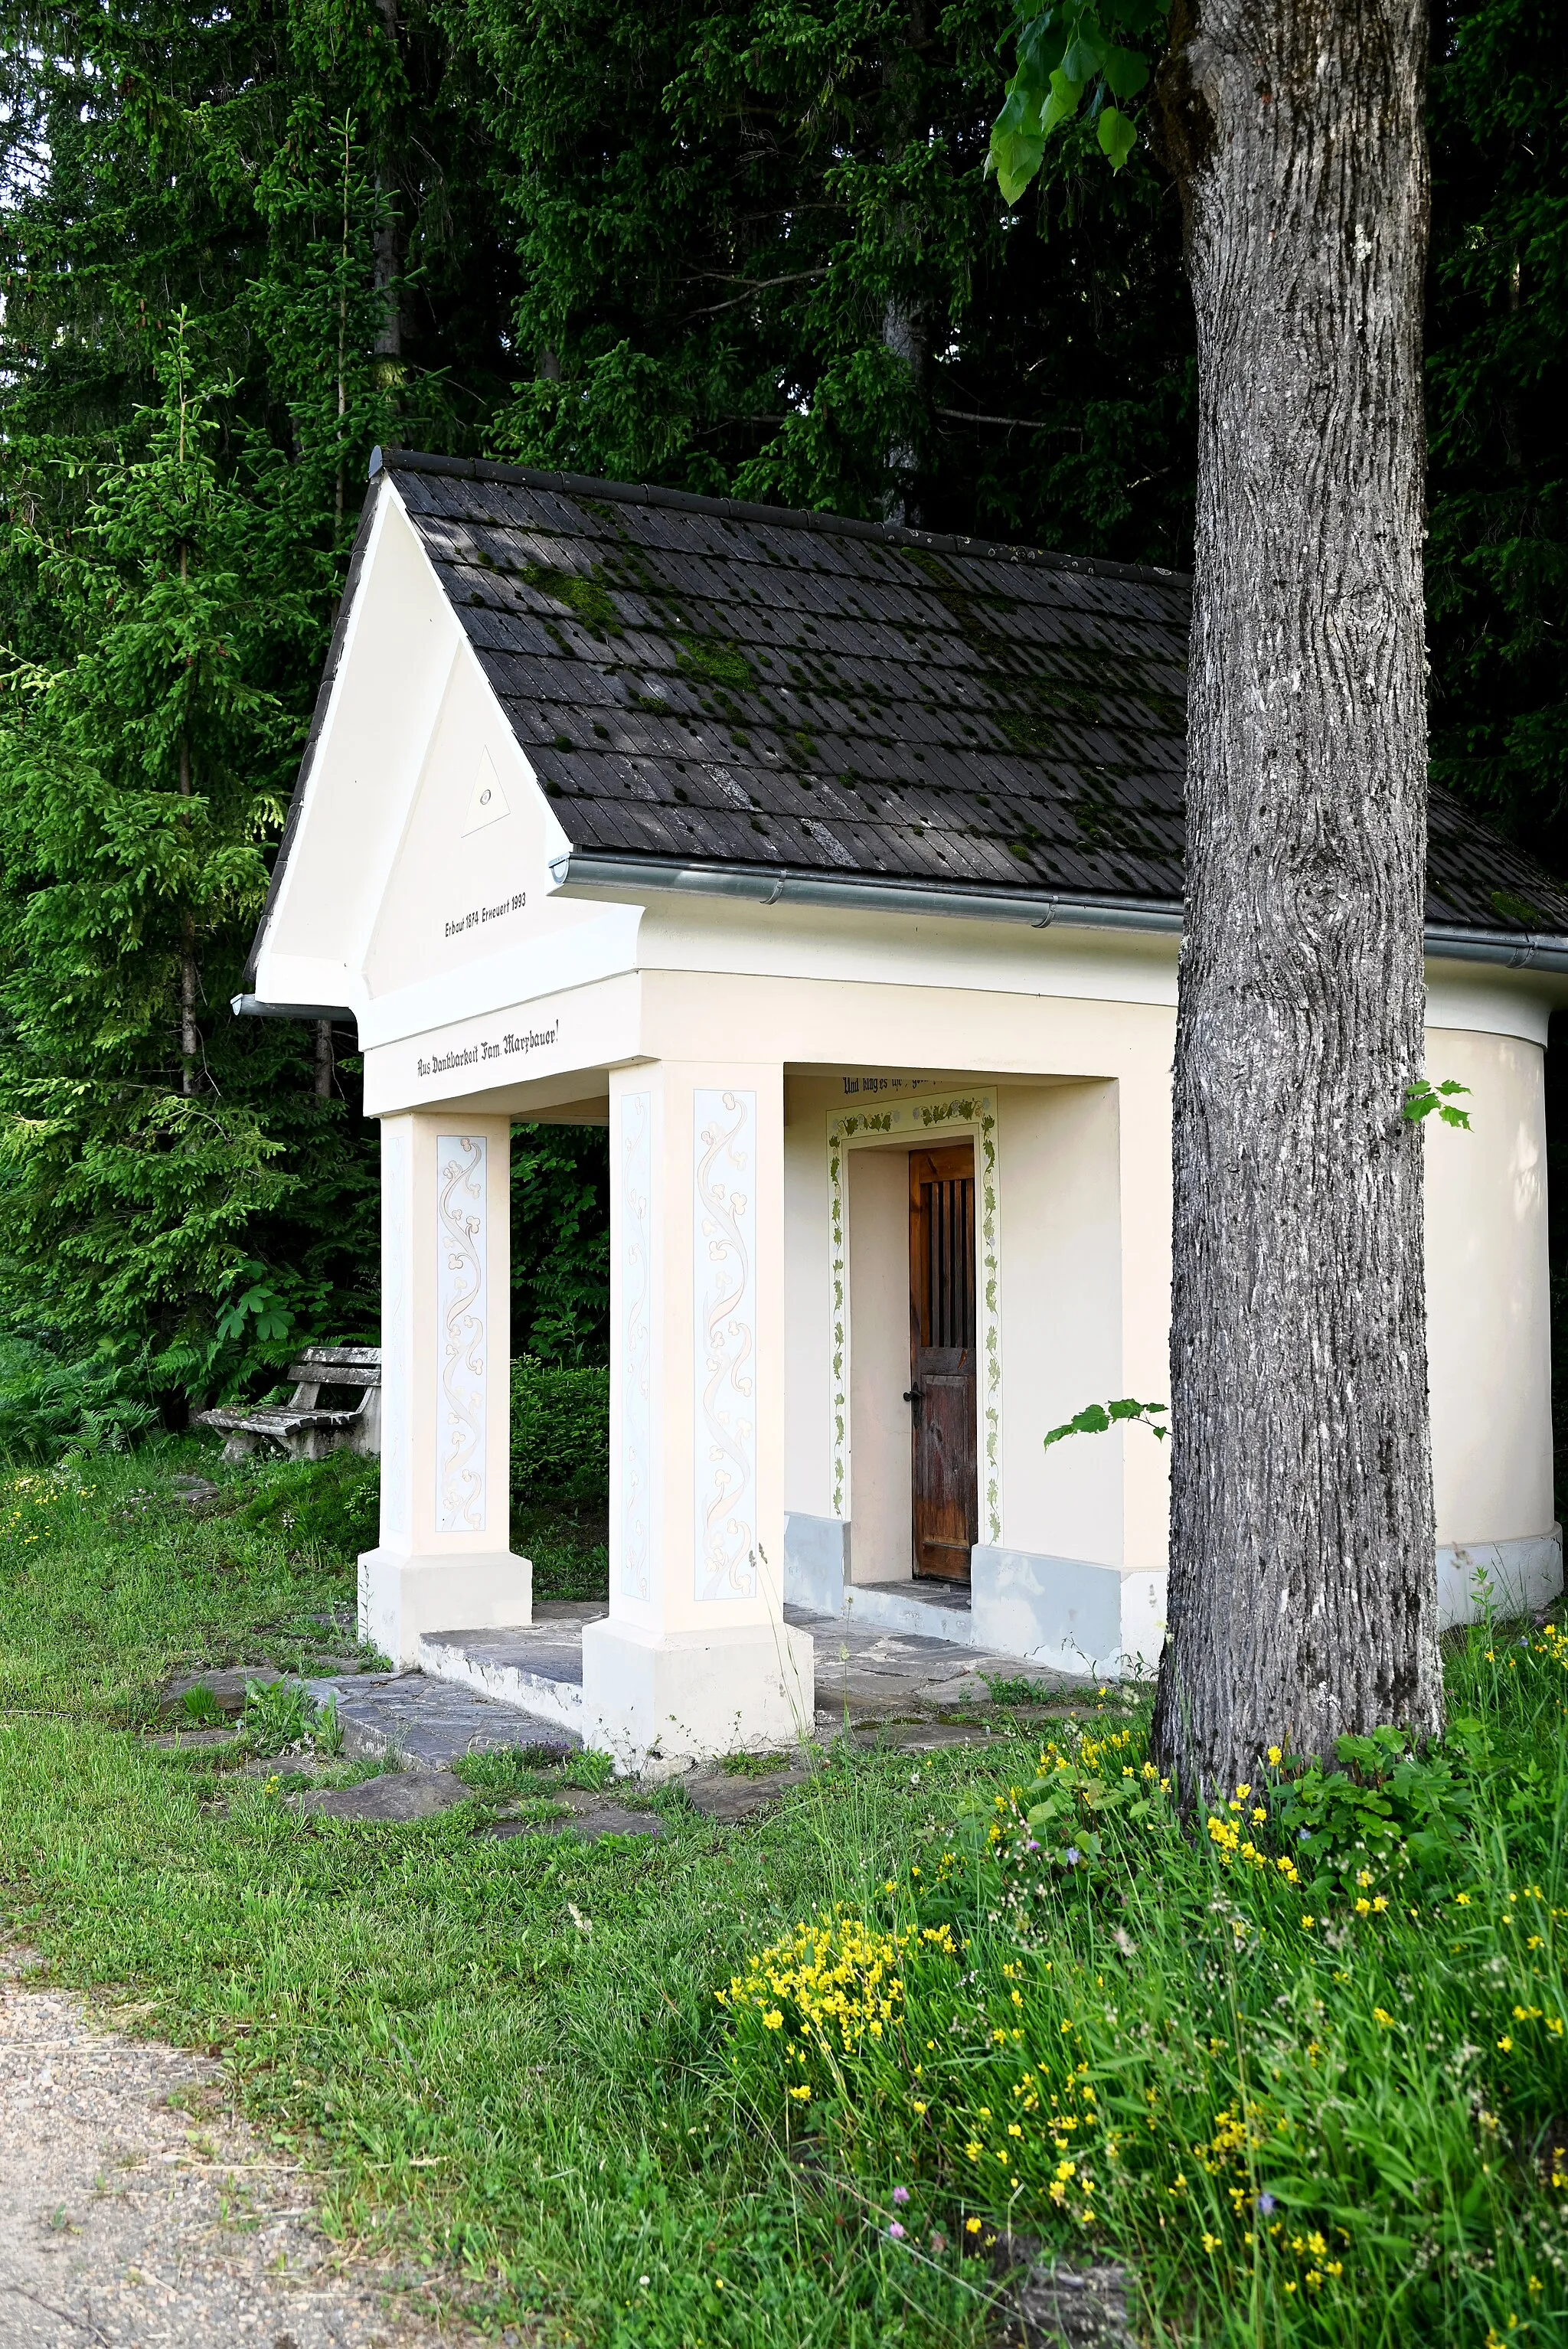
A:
880,1,927,525
178,734,200,1098
315,1017,335,1100
374,0,403,364
1150,0,1443,1798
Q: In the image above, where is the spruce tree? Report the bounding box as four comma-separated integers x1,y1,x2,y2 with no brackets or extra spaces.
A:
0,322,314,1396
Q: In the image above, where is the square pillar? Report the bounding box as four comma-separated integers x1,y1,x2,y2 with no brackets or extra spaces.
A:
359,1113,531,1664
584,1063,815,1768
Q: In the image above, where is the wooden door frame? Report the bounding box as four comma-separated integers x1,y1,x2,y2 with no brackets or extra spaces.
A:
826,1092,1002,1554
906,1139,980,1581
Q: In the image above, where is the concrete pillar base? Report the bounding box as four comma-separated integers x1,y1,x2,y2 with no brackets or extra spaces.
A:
582,1616,815,1773
358,1546,532,1668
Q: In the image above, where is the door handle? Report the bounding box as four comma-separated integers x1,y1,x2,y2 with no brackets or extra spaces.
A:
903,1387,923,1406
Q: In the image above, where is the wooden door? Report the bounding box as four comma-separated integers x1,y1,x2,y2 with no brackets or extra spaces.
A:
908,1143,978,1583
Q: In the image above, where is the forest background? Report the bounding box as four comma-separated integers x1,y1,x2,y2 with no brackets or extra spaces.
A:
0,0,1561,1455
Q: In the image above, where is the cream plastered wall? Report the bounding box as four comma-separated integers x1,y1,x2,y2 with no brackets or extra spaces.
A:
777,1049,1174,1587
844,1145,914,1584
997,1080,1127,1568
1424,1024,1553,1547
345,926,1557,1579
361,637,603,1003
782,1087,835,1521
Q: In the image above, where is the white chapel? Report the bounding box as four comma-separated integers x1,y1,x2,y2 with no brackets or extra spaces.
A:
239,450,1568,1766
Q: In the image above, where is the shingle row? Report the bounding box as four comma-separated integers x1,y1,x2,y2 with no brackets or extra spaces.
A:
389,457,1568,929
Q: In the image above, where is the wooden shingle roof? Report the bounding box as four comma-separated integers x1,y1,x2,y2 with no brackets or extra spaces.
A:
378,450,1568,935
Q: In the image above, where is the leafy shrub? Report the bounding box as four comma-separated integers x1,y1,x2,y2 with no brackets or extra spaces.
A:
0,1338,156,1459
217,1362,609,1570
240,1448,380,1559
511,1357,609,1505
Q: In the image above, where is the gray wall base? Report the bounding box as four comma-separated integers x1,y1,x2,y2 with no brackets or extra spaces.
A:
784,1512,850,1616
971,1545,1125,1678
1436,1527,1561,1630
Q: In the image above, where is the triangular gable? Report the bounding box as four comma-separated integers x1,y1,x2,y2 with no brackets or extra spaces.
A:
247,482,635,1041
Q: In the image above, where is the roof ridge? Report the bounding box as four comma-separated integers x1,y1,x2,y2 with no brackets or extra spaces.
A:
370,446,1190,590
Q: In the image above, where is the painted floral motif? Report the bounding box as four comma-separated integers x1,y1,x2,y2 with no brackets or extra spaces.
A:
694,1089,758,1601
436,1133,487,1534
827,1091,1001,1543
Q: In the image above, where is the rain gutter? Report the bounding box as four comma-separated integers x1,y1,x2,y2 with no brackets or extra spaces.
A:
230,995,357,1021
545,851,1184,936
547,854,1568,971
225,885,1568,1027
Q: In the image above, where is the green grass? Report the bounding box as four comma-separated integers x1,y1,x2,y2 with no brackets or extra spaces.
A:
0,1446,1016,2343
0,1445,1563,2345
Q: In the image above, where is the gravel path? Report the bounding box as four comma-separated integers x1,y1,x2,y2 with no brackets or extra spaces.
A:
0,1957,495,2349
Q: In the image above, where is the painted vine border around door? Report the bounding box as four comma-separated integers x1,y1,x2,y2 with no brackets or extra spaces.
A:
827,1090,1001,1545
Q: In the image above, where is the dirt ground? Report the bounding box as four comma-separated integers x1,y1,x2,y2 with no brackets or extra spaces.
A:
0,1955,499,2349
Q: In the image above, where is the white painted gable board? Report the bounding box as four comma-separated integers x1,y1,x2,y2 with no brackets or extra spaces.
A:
362,631,595,1001
259,491,457,996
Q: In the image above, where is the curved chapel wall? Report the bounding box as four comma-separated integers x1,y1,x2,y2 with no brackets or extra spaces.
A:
1423,1024,1553,1549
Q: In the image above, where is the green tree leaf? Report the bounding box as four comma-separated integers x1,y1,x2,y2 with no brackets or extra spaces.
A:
1044,1397,1168,1449
1097,105,1138,168
1103,44,1151,100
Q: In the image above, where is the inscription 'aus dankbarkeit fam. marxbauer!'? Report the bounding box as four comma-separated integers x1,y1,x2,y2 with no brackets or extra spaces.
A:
416,1020,559,1080
445,890,526,940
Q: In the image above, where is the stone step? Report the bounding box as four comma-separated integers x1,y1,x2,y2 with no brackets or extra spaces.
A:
416,1622,589,1739
304,1670,579,1769
840,1578,977,1645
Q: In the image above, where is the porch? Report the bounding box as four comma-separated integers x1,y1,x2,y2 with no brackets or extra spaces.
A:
355,1037,1175,1770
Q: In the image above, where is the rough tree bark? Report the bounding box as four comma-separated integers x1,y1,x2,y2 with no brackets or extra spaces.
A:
178,732,200,1098
1149,0,1444,1798
880,1,929,525
372,0,403,367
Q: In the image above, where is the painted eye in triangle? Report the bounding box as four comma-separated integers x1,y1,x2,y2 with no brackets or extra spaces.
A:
463,747,509,835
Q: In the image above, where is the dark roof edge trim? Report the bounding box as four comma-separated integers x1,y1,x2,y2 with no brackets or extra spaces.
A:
369,446,1185,590
548,852,1183,936
550,856,1568,969
231,995,357,1023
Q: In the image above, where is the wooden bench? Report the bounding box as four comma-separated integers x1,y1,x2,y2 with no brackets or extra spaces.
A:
198,1345,381,1462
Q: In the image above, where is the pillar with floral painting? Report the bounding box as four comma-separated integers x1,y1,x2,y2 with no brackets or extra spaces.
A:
587,1060,813,1769
358,1112,531,1665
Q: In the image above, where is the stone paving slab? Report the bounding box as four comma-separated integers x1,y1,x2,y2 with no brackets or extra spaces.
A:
159,1665,285,1720
432,1602,600,1689
678,1764,815,1821
294,1771,475,1823
484,1805,662,1844
144,1611,1095,1823
302,1671,579,1771
795,1608,1086,1725
145,1726,240,1754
